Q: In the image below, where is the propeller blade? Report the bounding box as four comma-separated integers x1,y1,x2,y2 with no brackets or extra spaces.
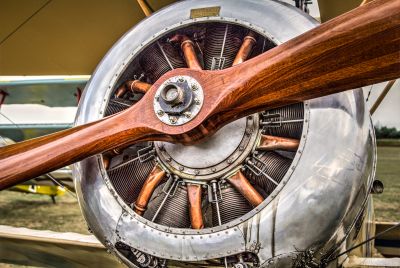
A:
0,0,398,190
0,102,170,190
174,0,399,126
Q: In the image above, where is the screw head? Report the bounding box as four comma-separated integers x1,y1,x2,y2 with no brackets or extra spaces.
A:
191,84,198,91
178,77,185,82
194,98,201,105
157,110,164,116
184,111,191,118
169,116,177,124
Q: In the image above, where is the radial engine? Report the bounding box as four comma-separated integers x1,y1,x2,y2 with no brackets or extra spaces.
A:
73,1,376,267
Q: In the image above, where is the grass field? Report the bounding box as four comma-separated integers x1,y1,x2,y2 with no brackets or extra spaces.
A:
0,146,398,235
0,191,88,234
373,146,400,222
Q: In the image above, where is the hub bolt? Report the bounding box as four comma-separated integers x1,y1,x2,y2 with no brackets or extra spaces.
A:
169,116,178,124
157,110,164,116
184,111,192,118
194,98,201,105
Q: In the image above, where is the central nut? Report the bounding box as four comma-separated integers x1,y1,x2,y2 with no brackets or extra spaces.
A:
161,84,184,105
153,75,203,126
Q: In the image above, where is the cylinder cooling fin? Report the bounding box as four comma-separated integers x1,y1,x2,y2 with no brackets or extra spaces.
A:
73,1,376,267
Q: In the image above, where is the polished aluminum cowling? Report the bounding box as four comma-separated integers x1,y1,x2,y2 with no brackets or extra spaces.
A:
73,0,376,267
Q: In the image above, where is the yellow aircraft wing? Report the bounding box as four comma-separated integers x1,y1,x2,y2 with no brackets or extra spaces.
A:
0,0,176,75
318,0,365,22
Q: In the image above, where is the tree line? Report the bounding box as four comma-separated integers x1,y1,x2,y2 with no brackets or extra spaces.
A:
375,126,400,139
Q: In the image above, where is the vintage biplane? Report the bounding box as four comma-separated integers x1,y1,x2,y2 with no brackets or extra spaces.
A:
0,0,399,267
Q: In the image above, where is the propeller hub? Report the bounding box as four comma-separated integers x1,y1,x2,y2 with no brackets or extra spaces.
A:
153,75,203,125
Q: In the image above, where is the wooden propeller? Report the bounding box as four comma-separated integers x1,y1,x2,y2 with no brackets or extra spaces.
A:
0,0,399,190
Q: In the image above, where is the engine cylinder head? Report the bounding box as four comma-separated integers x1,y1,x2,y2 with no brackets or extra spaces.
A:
105,98,133,116
140,42,185,82
108,158,156,205
212,184,253,226
244,151,292,194
143,184,191,228
262,103,304,139
204,24,243,70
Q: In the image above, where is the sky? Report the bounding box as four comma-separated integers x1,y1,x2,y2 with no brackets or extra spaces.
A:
0,1,399,129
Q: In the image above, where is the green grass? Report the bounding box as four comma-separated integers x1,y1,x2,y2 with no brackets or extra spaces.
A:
376,139,400,147
374,146,400,222
0,191,88,234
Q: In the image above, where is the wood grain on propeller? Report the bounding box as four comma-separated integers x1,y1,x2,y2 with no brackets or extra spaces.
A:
0,0,399,190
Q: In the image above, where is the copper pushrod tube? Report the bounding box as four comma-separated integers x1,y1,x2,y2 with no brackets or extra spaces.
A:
233,31,257,66
102,147,124,169
169,34,202,70
257,134,299,151
187,184,204,229
227,170,264,207
134,165,165,215
115,80,152,98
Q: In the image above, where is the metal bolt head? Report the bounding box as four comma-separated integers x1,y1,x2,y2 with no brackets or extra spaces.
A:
157,110,164,116
211,167,217,172
227,158,233,164
194,98,201,105
179,166,184,171
169,116,177,124
178,77,185,82
184,111,192,118
191,84,198,91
